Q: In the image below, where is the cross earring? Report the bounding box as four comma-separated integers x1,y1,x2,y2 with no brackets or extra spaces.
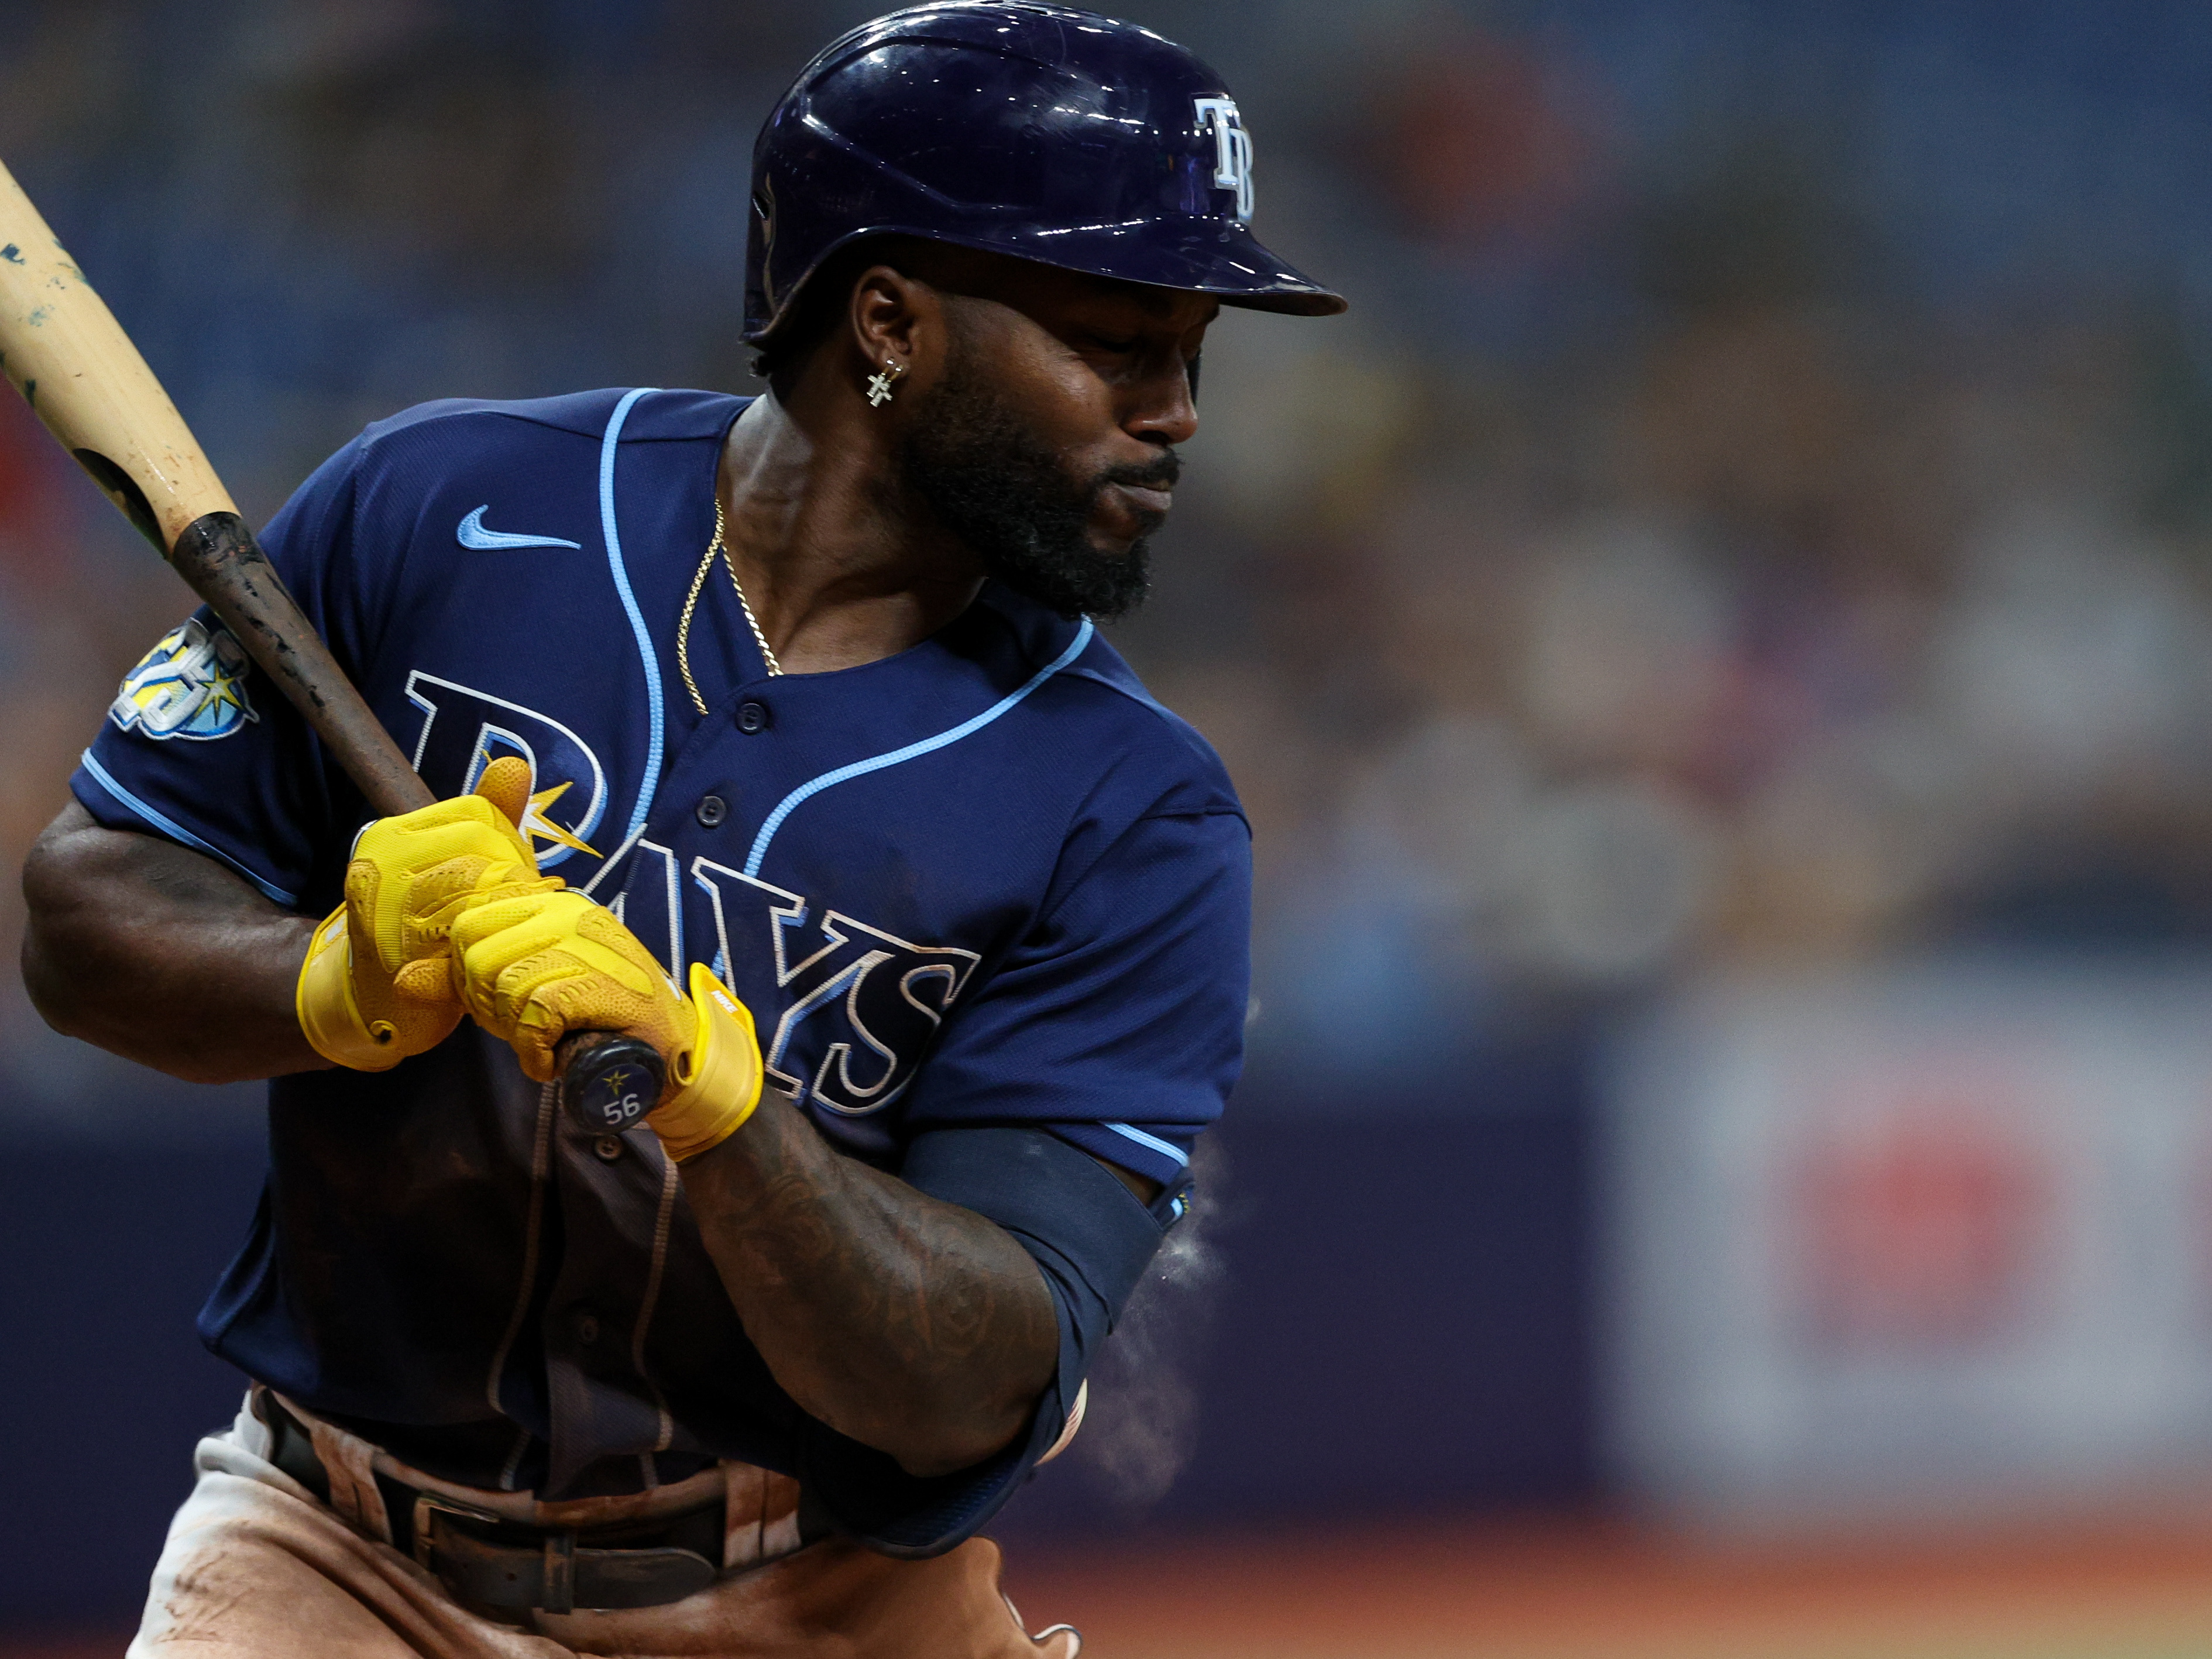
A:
865,360,905,407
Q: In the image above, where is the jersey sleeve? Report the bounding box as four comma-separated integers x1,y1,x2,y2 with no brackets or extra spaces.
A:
897,801,1253,1190
68,436,372,913
795,1125,1170,1555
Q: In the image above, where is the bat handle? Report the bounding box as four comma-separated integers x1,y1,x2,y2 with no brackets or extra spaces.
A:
557,1031,667,1135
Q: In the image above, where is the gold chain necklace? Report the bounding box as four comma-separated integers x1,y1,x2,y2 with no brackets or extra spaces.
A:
677,500,781,716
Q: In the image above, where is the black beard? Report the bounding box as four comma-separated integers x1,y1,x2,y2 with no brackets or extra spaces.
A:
897,354,1176,622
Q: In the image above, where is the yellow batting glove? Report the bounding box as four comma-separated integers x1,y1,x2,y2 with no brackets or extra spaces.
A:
296,757,554,1070
450,893,764,1160
651,964,767,1162
449,887,693,1084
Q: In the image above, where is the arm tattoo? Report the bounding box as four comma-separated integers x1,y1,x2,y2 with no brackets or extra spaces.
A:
678,1090,1060,1478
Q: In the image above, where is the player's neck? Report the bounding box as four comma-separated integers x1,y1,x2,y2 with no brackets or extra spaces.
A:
716,389,983,676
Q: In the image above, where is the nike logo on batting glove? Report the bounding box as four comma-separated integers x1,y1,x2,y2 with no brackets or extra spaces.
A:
456,505,582,551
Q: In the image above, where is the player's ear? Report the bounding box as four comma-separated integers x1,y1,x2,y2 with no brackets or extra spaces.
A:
847,265,935,406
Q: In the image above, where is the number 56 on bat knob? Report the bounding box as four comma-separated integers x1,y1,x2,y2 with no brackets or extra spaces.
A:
558,1032,668,1134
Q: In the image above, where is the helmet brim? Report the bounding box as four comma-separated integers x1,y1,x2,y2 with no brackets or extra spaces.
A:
744,217,1345,345
984,215,1347,317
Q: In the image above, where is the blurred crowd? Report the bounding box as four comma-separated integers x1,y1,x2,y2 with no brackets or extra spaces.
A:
8,0,2212,1112
1197,214,2212,1093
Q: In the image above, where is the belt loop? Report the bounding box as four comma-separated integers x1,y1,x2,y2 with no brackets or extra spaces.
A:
287,1394,393,1544
543,1531,576,1615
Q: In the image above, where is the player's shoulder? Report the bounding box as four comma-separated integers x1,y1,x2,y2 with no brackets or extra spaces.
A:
977,584,1243,823
312,386,744,548
356,387,746,459
265,387,747,589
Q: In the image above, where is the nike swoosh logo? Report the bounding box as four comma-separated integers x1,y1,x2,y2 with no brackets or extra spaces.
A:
456,505,582,551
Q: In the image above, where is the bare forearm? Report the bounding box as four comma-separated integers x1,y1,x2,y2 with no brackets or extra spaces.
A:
679,1093,1059,1477
20,803,325,1083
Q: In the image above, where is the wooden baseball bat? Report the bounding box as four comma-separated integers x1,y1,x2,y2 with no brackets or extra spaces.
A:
0,156,661,1118
0,160,430,817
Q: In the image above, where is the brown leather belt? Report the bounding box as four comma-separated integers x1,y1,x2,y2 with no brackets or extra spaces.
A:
263,1398,720,1614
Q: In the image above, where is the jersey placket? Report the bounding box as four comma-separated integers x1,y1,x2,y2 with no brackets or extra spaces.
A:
535,1102,686,1496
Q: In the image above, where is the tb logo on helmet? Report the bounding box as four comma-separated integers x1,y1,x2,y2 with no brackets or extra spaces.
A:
1193,97,1254,221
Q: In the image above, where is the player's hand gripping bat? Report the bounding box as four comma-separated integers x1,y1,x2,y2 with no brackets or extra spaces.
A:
0,158,661,1129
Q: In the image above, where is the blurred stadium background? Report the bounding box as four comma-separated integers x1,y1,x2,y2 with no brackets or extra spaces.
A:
15,1,2212,1653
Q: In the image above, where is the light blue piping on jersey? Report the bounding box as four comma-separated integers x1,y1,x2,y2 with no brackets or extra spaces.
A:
743,617,1094,878
78,749,298,908
1104,1121,1191,1168
600,388,665,849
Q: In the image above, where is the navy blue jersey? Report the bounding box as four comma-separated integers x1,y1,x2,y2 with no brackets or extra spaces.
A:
72,388,1250,1550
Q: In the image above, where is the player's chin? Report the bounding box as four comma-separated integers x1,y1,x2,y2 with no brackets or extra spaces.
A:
1088,490,1170,552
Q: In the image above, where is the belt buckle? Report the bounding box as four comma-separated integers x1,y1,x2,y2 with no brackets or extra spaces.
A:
409,1490,507,1572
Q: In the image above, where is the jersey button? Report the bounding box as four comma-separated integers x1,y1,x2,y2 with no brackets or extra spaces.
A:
736,700,772,734
593,1134,624,1162
695,794,727,829
576,1313,600,1346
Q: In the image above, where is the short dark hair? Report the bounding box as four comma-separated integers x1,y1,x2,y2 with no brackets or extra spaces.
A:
749,236,919,387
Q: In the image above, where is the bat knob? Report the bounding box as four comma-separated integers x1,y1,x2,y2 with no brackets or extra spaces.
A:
559,1032,667,1134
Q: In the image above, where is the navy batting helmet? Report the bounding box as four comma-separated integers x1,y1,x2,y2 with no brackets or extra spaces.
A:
742,1,1346,347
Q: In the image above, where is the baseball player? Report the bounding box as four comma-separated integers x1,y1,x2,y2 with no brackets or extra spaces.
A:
20,5,1342,1654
